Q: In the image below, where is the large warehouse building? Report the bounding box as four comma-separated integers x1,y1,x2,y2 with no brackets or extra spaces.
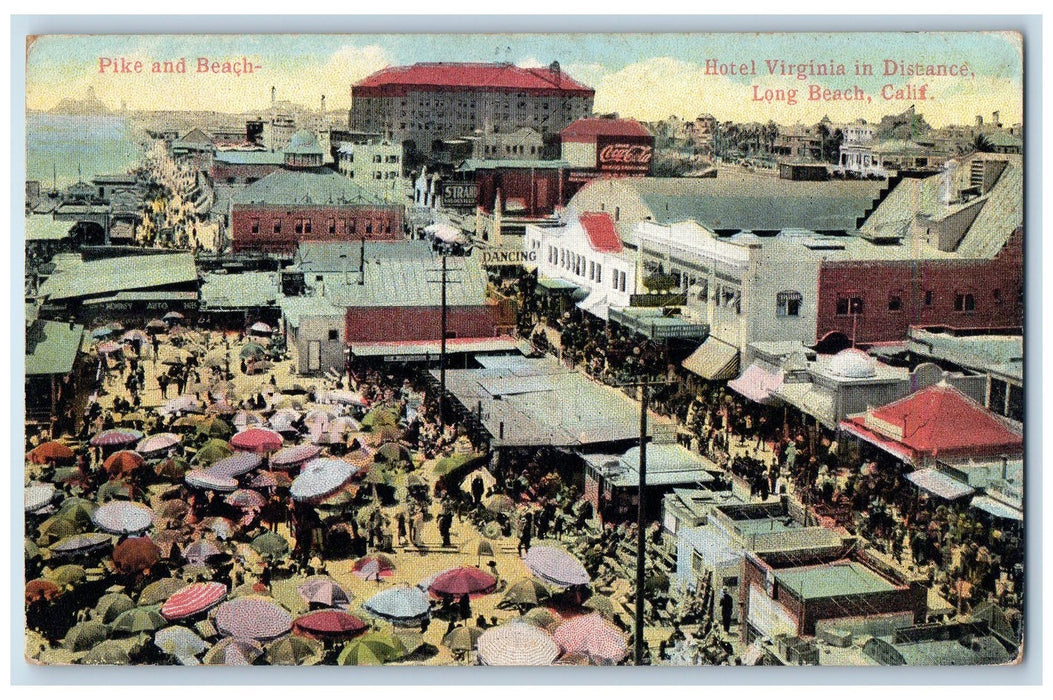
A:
351,62,595,157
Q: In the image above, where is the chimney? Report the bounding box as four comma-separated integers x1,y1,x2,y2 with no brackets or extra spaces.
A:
321,94,326,114
976,115,983,128
271,86,276,107
993,111,1001,127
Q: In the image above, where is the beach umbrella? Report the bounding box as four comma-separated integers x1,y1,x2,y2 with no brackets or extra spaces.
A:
164,311,185,322
161,581,228,621
79,639,132,665
25,578,61,603
185,470,238,492
249,322,273,335
523,545,591,588
266,635,323,665
248,470,290,489
304,407,339,426
160,395,203,416
154,625,207,662
499,579,551,610
206,398,237,415
293,610,367,640
51,532,112,558
477,622,559,666
112,537,161,575
195,417,233,440
483,494,516,515
96,341,122,354
233,410,266,431
112,606,166,635
290,459,354,503
429,567,497,598
214,597,293,642
443,625,484,653
172,415,207,430
91,428,143,448
461,468,497,496
24,483,57,513
97,479,138,502
296,577,351,609
95,592,135,623
45,564,86,587
239,342,267,359
360,407,397,430
206,452,262,479
193,439,233,466
146,319,167,331
183,540,224,565
91,326,116,339
64,621,110,652
155,456,191,479
583,594,616,620
362,586,431,626
250,531,290,560
121,329,150,344
203,637,264,666
204,516,237,540
375,442,410,463
351,553,396,581
92,501,154,535
271,443,321,470
521,607,563,632
434,453,477,476
102,450,145,478
230,427,283,454
268,409,301,433
553,613,628,664
34,516,79,545
139,578,186,606
27,441,74,464
336,631,406,666
137,433,181,456
225,489,266,510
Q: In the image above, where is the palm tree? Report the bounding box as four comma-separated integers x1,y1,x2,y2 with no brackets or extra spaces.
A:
971,133,994,153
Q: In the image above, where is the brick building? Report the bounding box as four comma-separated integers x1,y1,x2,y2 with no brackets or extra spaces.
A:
351,62,594,158
561,116,655,179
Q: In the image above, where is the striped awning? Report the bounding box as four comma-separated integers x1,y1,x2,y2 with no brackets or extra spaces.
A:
682,337,739,381
906,468,975,500
729,362,784,404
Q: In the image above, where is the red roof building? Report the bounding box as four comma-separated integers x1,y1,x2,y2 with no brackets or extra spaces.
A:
561,117,655,179
351,62,594,157
840,384,1023,465
561,117,653,142
579,212,623,253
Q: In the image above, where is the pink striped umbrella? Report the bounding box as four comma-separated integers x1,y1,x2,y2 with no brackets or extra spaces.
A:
271,443,321,469
224,489,266,510
91,429,144,448
206,452,262,479
161,581,227,621
215,597,292,641
230,427,283,454
185,470,238,492
136,433,181,456
552,613,628,664
428,566,497,597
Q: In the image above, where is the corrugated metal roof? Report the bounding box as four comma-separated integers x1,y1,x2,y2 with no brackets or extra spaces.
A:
38,253,198,301
201,272,279,309
233,167,388,207
213,151,283,165
25,215,73,241
955,162,1023,258
775,561,898,600
25,320,83,376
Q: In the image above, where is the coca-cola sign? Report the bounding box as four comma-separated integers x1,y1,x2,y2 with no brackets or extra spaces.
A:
596,139,653,174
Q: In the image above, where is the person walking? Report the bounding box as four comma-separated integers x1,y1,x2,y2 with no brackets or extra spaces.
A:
438,509,453,548
517,511,534,557
720,587,734,633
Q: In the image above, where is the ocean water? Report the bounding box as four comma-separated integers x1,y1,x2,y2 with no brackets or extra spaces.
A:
25,114,145,190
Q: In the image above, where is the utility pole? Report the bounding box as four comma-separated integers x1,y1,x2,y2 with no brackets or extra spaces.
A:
440,251,448,424
635,377,649,665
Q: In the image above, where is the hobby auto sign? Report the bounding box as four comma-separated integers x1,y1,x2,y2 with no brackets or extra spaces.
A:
596,136,654,174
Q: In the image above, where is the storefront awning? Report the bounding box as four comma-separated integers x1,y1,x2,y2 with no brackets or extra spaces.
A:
682,337,739,381
576,289,609,321
350,336,519,360
535,277,580,293
970,495,1023,521
778,382,838,429
906,468,975,500
728,362,784,404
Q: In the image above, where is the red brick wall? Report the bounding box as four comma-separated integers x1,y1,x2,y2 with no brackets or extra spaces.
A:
344,304,499,343
476,170,565,216
815,229,1023,344
231,204,404,254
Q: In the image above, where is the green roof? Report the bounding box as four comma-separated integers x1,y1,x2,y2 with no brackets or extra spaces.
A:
232,168,388,207
458,159,570,171
201,272,279,309
25,320,83,376
213,151,284,165
38,253,198,301
775,561,897,600
25,216,74,241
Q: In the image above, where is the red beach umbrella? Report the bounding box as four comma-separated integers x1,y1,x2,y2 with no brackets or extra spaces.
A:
552,612,628,664
91,429,143,448
351,554,396,581
428,566,497,598
103,450,145,478
293,610,367,640
112,536,161,575
214,597,293,641
229,428,283,454
27,441,74,464
161,581,227,621
26,578,62,603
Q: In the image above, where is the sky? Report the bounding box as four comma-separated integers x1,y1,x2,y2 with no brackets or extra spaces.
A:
25,32,1023,127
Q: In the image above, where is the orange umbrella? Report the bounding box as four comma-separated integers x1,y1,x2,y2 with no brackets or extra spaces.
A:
26,578,61,603
112,537,161,575
103,450,145,478
28,441,74,464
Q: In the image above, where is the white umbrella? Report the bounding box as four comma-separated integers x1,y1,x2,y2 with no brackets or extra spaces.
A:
25,483,57,513
249,322,273,335
477,622,559,666
290,459,354,503
137,433,182,456
361,586,431,625
91,501,154,535
523,545,591,587
185,470,238,493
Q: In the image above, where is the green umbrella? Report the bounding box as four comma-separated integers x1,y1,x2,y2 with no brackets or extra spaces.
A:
434,453,476,476
36,515,81,545
139,577,186,606
25,538,41,560
239,342,267,359
499,579,550,609
583,594,616,620
79,639,132,665
112,606,166,635
194,439,233,466
56,499,97,529
375,442,409,463
46,564,86,587
250,531,290,560
442,625,484,653
266,636,323,666
155,456,191,479
483,521,503,539
483,494,516,515
64,620,110,652
196,418,233,441
95,592,136,623
521,606,561,632
97,480,135,502
360,408,397,430
336,631,406,666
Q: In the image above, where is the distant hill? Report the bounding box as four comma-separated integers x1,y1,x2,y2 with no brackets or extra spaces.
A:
46,87,112,116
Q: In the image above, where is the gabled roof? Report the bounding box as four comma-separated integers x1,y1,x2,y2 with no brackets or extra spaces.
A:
233,167,388,207
353,62,593,96
561,117,652,142
173,128,214,147
841,384,1022,462
579,212,623,253
38,253,198,301
25,320,84,376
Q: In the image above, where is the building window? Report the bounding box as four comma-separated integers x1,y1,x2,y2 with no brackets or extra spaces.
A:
993,288,1002,302
954,293,976,312
595,263,602,282
273,220,282,234
776,290,802,317
250,219,260,234
327,218,336,234
836,296,864,315
328,329,339,341
924,290,933,306
366,221,373,235
348,219,356,235
888,294,903,312
615,206,620,222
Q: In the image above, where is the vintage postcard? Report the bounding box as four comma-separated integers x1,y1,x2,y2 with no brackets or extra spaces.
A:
23,30,1024,668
